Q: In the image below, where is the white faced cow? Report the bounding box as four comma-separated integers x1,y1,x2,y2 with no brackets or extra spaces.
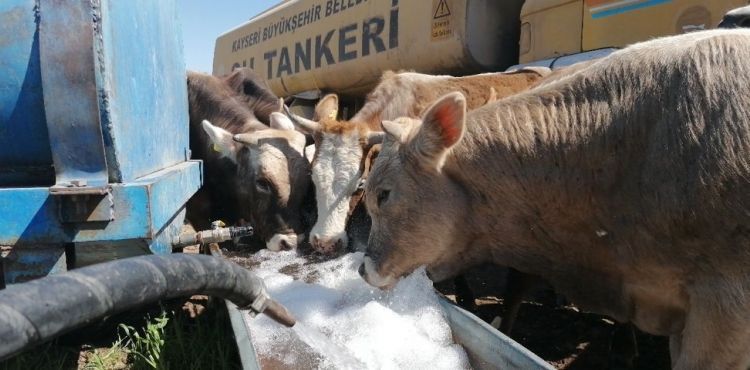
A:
291,68,550,254
187,69,311,251
362,29,750,369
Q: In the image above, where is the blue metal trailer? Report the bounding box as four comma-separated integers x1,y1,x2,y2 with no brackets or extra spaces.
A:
0,0,201,285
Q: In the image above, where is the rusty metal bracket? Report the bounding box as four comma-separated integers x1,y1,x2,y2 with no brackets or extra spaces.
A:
50,185,114,223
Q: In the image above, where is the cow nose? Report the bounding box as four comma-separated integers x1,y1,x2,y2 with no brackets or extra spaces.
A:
311,234,339,254
358,262,366,278
280,239,292,251
267,233,298,252
310,233,348,255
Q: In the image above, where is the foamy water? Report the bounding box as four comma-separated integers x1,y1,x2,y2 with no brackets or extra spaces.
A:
242,251,470,370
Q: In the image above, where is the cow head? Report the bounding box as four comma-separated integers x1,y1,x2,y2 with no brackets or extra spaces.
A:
289,94,383,254
360,92,470,289
202,112,311,251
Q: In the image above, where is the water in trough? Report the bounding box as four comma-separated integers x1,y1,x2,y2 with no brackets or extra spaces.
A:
240,250,470,370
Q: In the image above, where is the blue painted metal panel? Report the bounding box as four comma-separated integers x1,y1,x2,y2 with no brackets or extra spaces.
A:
0,186,149,245
40,0,109,188
0,160,201,245
149,208,186,255
2,245,67,284
0,0,54,186
0,0,190,185
96,0,190,182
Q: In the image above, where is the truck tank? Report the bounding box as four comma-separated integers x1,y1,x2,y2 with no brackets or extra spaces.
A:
213,0,525,96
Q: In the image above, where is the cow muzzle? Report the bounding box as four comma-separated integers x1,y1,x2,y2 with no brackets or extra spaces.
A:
359,255,397,290
266,233,300,251
310,232,348,255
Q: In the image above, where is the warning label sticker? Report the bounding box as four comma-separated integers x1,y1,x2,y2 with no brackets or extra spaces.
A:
431,0,453,41
434,0,451,18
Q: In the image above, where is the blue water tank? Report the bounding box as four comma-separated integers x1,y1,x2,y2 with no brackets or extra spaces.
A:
0,0,202,284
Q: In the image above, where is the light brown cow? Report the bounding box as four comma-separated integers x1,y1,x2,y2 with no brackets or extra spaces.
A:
187,69,311,251
291,68,550,253
361,29,750,369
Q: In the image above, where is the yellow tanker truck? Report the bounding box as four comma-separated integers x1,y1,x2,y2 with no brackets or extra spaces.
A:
213,0,746,111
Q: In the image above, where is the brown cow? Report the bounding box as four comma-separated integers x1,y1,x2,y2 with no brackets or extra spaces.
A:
361,29,750,369
187,69,311,251
290,68,550,254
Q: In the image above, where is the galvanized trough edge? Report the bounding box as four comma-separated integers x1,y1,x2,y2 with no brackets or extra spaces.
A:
226,301,262,370
438,297,554,370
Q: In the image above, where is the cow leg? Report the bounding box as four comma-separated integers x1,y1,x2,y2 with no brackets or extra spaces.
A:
671,291,750,370
454,275,477,311
499,268,537,335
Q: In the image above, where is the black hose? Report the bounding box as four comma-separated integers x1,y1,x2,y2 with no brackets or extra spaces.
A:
0,253,295,361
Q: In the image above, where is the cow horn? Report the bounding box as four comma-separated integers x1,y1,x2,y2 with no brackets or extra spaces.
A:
233,133,259,146
283,104,321,133
270,112,295,131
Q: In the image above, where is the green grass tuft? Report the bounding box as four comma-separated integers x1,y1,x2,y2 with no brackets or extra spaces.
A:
0,299,241,370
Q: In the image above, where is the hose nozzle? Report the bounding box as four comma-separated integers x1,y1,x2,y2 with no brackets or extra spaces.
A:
240,279,296,328
262,299,296,327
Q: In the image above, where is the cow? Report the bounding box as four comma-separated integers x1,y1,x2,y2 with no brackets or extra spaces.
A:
289,68,551,254
186,69,311,251
360,29,750,369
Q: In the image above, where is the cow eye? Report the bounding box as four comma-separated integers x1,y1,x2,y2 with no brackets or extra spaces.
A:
377,189,390,207
255,178,273,193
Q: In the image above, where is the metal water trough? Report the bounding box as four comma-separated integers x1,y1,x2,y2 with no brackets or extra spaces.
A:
223,291,554,370
212,247,553,370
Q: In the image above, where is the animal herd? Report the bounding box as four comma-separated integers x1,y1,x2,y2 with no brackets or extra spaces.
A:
186,29,750,369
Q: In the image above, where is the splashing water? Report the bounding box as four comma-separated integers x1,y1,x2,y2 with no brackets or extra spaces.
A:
241,251,471,370
292,322,364,370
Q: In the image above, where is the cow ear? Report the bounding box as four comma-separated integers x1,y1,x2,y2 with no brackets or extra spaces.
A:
382,120,410,143
269,112,295,131
409,92,466,171
202,120,238,162
315,94,339,121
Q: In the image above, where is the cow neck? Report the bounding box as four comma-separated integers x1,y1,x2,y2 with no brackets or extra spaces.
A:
350,96,386,132
443,87,600,235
